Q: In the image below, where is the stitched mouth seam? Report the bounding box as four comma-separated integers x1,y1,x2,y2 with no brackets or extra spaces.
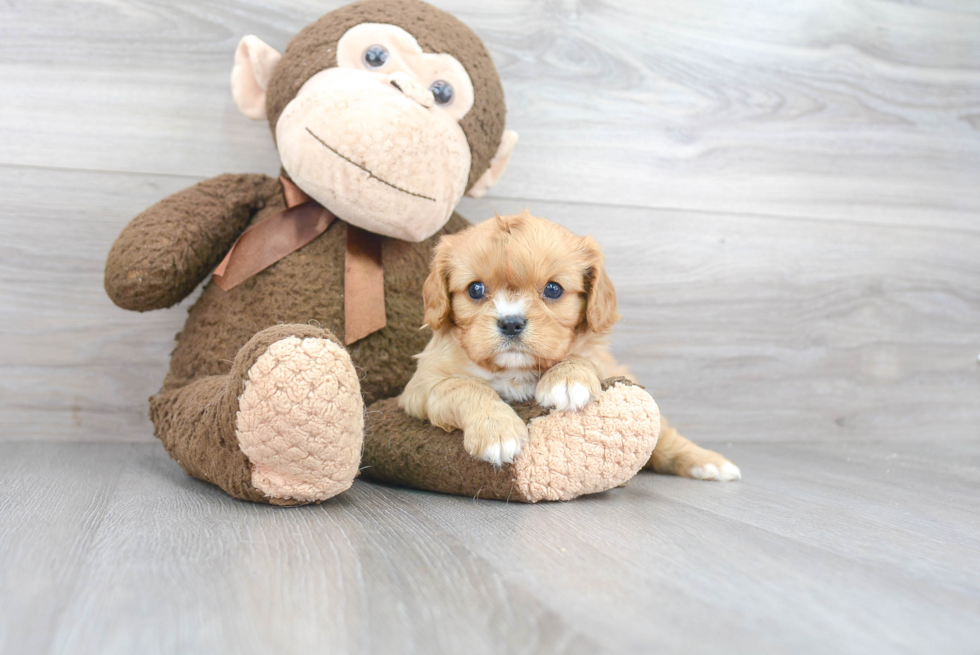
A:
305,127,436,203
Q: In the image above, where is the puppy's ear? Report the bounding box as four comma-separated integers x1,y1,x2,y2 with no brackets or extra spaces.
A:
422,237,454,330
582,236,620,334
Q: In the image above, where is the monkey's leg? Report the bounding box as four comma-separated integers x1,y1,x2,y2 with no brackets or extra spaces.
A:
150,324,363,505
644,417,741,481
361,378,660,502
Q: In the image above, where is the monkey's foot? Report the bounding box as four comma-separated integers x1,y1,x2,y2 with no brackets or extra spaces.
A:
511,379,660,501
235,333,364,503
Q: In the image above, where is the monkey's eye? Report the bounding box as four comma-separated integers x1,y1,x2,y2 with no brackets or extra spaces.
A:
467,281,486,300
430,80,454,106
363,45,389,69
543,282,564,300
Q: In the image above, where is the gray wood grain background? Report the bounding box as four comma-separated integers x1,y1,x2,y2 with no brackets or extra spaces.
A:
2,2,980,654
1,0,978,444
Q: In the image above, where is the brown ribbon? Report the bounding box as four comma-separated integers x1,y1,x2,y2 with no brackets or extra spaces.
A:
213,177,387,345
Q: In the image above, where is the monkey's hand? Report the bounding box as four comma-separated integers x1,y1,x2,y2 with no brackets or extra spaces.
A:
535,356,602,412
104,173,280,312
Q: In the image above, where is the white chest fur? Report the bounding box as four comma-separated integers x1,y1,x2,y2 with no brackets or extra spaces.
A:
467,362,540,403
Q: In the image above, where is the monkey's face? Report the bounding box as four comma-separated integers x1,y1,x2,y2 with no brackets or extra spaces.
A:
232,1,518,243
274,24,473,242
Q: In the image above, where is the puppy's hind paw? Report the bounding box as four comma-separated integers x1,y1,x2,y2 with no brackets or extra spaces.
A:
688,461,742,482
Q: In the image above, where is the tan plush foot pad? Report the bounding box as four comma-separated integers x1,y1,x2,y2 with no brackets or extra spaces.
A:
236,336,364,502
362,378,660,502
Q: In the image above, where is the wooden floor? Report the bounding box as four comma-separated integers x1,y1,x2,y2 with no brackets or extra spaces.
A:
1,0,979,653
2,440,979,654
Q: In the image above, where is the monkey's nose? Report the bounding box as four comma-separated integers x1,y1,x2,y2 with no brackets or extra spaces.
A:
497,315,526,337
387,71,434,108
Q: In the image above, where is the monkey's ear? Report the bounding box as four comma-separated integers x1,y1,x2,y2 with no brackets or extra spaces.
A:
466,130,519,198
231,35,282,120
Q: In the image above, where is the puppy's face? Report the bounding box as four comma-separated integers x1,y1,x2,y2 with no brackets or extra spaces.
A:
423,212,619,371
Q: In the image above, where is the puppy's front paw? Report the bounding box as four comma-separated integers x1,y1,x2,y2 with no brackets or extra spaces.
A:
463,403,529,466
535,362,601,412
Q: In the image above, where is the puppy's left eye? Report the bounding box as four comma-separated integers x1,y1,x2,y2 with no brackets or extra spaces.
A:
467,281,486,300
543,281,563,299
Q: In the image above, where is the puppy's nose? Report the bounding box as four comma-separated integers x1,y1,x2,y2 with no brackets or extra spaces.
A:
497,315,526,337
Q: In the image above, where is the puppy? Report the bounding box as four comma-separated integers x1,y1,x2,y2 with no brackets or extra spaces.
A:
399,211,740,481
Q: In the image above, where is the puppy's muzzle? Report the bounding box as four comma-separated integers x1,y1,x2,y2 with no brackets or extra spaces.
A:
497,315,526,337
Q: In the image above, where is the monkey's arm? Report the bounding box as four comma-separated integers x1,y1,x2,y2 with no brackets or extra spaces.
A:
105,173,281,312
365,378,660,502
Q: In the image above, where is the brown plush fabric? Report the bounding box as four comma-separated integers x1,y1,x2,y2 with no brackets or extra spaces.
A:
146,176,470,406
265,0,506,191
362,378,661,502
150,323,340,506
105,174,280,312
106,171,467,504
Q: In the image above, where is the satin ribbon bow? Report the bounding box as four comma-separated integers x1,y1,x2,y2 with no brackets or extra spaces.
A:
213,177,387,345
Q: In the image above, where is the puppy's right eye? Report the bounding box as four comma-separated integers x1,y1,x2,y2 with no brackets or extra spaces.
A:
467,281,486,300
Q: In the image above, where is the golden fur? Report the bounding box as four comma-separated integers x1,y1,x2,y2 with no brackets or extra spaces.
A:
400,211,740,480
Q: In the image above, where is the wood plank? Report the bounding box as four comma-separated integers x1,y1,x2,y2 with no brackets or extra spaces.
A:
0,443,596,655
0,0,977,228
0,167,200,441
2,167,978,442
372,438,980,654
1,441,978,654
0,443,137,653
654,439,980,581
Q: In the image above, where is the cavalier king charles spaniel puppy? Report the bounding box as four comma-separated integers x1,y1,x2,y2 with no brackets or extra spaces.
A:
399,211,740,481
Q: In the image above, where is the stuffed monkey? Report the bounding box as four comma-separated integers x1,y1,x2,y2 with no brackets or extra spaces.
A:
105,0,662,505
